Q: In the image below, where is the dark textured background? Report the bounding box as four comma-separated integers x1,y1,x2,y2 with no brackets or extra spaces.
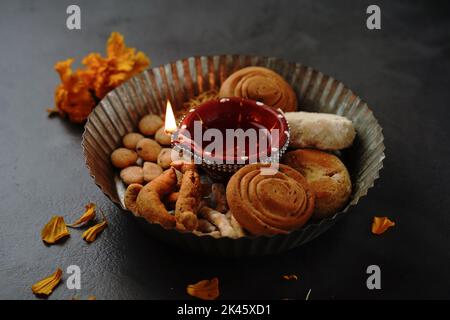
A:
1,0,449,300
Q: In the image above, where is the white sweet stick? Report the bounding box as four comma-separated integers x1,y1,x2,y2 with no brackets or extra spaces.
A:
227,212,245,238
197,219,217,233
193,230,221,238
199,206,235,238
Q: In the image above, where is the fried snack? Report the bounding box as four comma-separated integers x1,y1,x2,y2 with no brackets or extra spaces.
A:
165,192,179,204
285,112,356,150
226,163,315,236
124,183,143,214
282,149,351,218
134,168,177,228
111,148,138,168
139,114,163,135
136,138,162,162
123,132,144,149
211,183,228,213
142,162,163,182
120,166,144,185
157,148,173,169
219,66,297,112
171,161,201,231
155,126,172,146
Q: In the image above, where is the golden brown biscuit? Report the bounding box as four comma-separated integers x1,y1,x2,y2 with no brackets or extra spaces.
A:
226,163,315,236
120,166,144,185
157,148,173,169
143,162,163,182
110,148,138,168
138,114,163,135
122,132,144,149
136,138,162,162
219,66,297,112
155,126,172,146
282,149,352,218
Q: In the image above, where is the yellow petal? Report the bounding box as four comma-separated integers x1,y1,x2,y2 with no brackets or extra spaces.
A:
68,203,96,227
82,220,107,243
282,274,299,281
54,59,74,82
41,216,70,244
372,216,395,235
187,278,219,300
106,32,126,58
32,268,62,297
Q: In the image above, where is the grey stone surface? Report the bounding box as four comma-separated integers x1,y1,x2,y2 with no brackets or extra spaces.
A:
0,0,449,299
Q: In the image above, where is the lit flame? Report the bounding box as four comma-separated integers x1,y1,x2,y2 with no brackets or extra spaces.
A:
164,100,177,134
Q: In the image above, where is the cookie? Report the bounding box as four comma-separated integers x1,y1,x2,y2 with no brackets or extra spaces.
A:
226,163,315,236
282,149,352,218
219,66,297,112
120,166,144,185
138,114,163,135
122,132,144,149
136,138,162,162
155,126,172,146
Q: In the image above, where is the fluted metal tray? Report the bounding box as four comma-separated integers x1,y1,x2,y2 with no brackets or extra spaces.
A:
81,55,385,257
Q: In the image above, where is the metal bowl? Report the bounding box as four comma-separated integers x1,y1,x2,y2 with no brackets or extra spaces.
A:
81,55,385,257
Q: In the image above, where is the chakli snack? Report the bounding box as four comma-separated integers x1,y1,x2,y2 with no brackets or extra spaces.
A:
226,163,315,236
219,66,297,112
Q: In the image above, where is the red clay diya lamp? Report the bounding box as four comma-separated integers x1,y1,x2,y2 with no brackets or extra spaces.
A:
169,97,290,176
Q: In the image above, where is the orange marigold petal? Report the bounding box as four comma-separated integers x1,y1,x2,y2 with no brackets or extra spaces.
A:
371,216,395,235
106,32,126,58
68,203,96,227
41,216,70,244
187,278,219,300
55,59,74,82
32,268,63,297
50,32,150,123
82,220,107,243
